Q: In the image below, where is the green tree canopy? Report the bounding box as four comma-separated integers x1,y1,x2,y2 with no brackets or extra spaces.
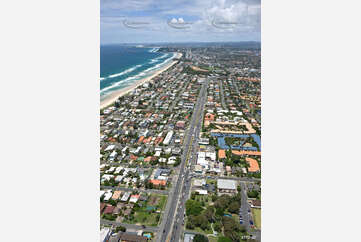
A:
193,234,209,242
186,199,204,216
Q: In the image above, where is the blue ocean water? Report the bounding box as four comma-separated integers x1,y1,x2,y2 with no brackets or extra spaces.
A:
100,45,175,99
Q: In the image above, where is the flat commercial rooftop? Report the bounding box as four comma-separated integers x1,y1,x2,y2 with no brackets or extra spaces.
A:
217,179,237,190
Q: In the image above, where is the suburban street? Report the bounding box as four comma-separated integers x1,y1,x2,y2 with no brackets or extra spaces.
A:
100,186,169,195
100,219,158,232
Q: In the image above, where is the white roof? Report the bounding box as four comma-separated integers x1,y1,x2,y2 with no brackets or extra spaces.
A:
206,152,216,161
100,190,106,197
100,228,111,242
198,152,206,158
105,145,115,151
167,159,176,165
217,179,237,190
129,196,139,203
196,189,208,195
121,192,131,201
193,179,206,187
197,157,208,166
109,150,117,158
103,191,113,201
115,175,123,182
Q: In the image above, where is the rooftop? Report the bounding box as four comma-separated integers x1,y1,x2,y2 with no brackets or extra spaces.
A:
217,179,237,190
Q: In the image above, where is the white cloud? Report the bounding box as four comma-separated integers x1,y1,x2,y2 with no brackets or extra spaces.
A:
101,0,260,43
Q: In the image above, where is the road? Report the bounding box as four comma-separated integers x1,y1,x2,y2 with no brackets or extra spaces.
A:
193,175,261,182
239,182,261,241
101,186,169,195
100,219,158,232
157,78,208,242
218,79,227,109
171,79,208,242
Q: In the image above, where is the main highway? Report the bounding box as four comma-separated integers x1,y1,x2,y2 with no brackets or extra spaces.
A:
157,78,209,242
171,79,208,242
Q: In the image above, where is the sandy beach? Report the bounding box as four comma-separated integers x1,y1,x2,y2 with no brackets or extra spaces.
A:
100,52,182,109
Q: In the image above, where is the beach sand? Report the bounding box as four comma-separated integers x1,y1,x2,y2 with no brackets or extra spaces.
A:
100,52,182,109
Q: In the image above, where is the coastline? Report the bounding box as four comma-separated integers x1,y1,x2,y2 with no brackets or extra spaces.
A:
100,52,182,110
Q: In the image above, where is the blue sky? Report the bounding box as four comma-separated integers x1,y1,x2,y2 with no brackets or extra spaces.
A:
101,0,261,44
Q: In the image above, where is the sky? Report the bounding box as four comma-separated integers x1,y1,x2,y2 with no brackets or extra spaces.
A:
101,0,261,44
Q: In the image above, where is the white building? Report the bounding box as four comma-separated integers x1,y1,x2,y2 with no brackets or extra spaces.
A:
217,179,238,194
103,190,113,201
195,189,208,195
163,130,174,145
100,228,111,242
121,192,131,202
105,145,115,152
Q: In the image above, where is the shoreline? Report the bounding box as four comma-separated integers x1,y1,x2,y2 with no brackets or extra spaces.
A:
100,52,182,110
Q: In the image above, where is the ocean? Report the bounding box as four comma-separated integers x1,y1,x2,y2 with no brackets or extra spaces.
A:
100,45,176,100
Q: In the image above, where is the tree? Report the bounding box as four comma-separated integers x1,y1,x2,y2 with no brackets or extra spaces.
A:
247,190,259,198
186,217,195,230
193,234,209,242
108,199,117,206
194,215,209,230
228,201,241,214
185,199,204,216
213,222,222,233
214,195,231,211
222,217,242,242
215,207,224,217
115,226,126,233
203,206,215,222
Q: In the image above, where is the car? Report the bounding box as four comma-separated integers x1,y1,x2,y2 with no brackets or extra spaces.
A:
250,220,254,225
240,221,243,224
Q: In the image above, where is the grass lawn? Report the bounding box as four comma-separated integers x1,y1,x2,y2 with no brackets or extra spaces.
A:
157,195,167,210
208,236,219,242
232,214,240,222
194,194,213,207
146,194,167,211
206,179,217,185
123,194,168,226
194,226,213,235
185,217,214,236
251,208,261,229
124,212,159,226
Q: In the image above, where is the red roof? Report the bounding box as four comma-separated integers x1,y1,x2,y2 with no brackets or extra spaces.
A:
246,157,260,172
103,205,115,214
100,203,106,214
150,179,167,186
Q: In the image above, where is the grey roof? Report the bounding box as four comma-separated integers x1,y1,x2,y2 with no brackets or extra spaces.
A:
184,233,195,242
217,179,237,190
